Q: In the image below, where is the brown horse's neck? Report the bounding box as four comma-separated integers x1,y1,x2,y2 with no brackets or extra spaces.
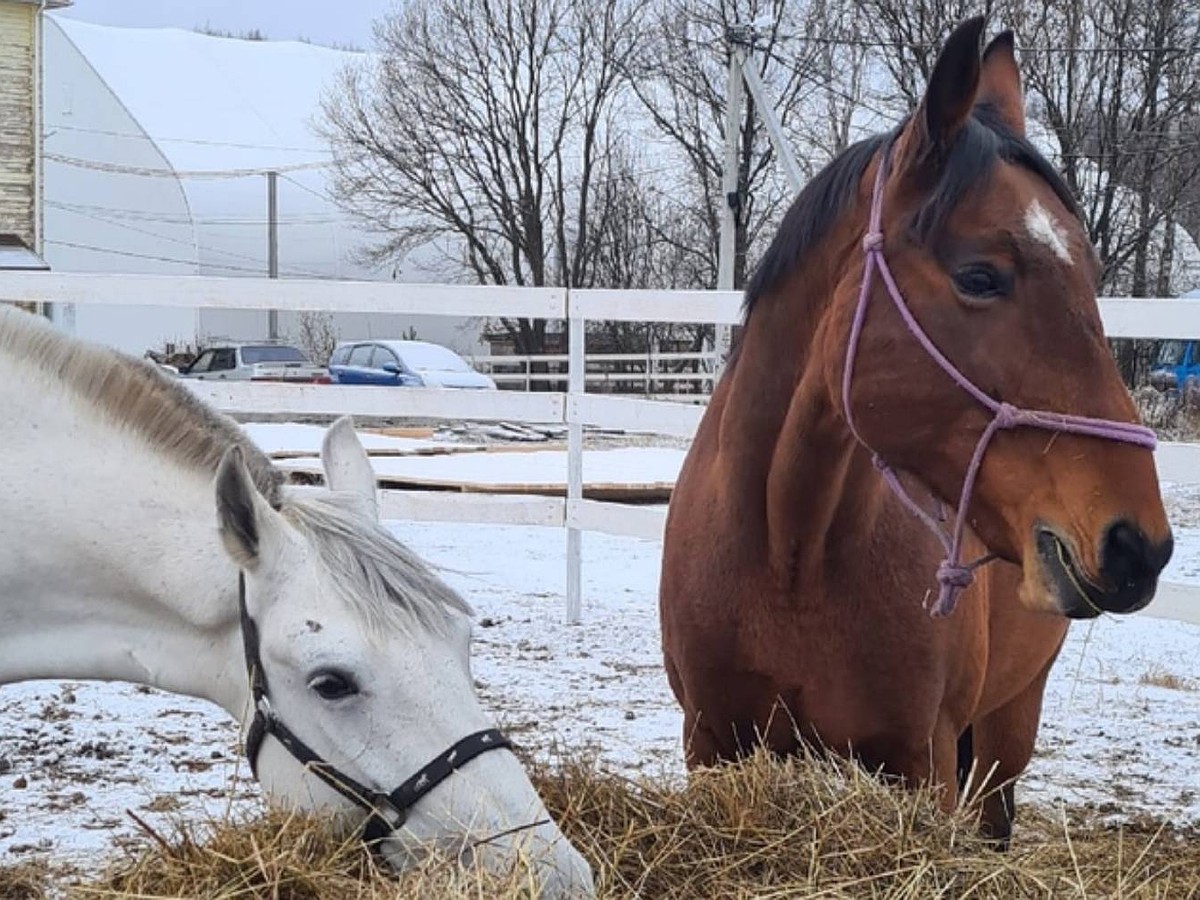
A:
716,220,882,591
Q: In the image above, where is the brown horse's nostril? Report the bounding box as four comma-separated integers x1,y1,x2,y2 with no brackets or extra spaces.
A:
1100,520,1173,608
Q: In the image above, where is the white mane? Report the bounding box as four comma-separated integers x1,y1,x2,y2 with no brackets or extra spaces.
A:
0,304,468,629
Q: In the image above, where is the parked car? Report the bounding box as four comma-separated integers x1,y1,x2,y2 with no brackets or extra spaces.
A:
177,343,328,383
1149,339,1200,391
328,340,497,390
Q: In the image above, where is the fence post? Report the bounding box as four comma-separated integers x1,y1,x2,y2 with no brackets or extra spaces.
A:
565,294,585,624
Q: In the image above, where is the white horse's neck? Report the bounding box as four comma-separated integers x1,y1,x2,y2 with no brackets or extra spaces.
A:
0,366,249,719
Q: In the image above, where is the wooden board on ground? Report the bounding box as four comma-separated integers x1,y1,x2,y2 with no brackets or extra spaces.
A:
243,423,485,460
276,447,685,504
363,426,436,439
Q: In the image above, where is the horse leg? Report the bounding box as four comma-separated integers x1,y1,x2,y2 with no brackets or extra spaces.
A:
968,664,1055,849
681,711,726,769
856,721,961,814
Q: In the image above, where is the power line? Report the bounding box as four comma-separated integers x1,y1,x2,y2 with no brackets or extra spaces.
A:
46,201,334,279
48,198,343,226
278,171,335,203
46,123,332,154
45,153,330,179
44,239,338,279
724,29,1200,56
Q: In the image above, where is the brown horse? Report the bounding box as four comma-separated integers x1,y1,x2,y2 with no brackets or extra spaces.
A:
659,17,1173,844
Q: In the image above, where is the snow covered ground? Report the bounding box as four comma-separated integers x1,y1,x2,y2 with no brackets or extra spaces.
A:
3,430,1200,872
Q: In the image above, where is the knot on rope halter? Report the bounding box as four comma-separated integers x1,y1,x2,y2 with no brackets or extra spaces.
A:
862,231,884,252
871,452,889,472
994,402,1022,429
928,561,976,618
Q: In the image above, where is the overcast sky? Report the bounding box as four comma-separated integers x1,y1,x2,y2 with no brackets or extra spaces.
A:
54,1,396,49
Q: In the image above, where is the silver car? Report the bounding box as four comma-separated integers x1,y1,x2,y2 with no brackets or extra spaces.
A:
177,343,328,383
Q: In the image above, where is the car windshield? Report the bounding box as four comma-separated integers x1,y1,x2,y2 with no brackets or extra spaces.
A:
398,343,472,372
241,346,310,364
1156,340,1188,367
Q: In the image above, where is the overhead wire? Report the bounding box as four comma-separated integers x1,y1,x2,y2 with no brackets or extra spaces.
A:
46,201,335,279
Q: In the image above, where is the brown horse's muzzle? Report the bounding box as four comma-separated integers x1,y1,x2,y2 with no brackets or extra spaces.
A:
1034,521,1173,618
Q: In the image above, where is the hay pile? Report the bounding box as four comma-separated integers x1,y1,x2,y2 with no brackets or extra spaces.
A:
8,750,1200,898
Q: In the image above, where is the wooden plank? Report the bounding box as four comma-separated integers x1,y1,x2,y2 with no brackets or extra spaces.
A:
1156,442,1200,486
568,393,705,438
243,422,481,459
364,426,437,439
282,464,673,502
1099,298,1200,340
268,446,484,460
459,482,672,503
1137,579,1200,627
276,446,680,502
1,273,1197,338
0,272,566,320
567,499,667,540
186,381,564,424
571,288,742,325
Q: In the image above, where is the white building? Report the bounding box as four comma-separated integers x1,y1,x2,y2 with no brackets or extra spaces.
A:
40,15,485,358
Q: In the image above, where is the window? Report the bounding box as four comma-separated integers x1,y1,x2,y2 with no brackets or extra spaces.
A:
374,348,400,370
396,343,472,373
188,350,214,374
348,345,374,366
330,346,351,366
210,349,237,371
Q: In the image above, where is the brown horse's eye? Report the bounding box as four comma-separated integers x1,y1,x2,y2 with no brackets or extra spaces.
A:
953,264,1007,302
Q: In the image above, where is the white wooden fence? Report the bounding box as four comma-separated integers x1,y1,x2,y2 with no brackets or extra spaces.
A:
4,271,1200,627
472,351,716,394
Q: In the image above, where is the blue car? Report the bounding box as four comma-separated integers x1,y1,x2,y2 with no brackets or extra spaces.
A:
1150,339,1200,391
328,340,497,389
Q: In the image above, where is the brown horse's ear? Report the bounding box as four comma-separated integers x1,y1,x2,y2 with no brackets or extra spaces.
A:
978,31,1025,137
895,17,987,177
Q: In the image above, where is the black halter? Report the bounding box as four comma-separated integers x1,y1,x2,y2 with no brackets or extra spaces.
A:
237,573,512,844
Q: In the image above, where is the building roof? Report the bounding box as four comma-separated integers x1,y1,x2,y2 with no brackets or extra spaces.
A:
43,16,383,280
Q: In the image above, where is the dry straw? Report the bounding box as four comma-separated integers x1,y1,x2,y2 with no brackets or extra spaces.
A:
6,749,1200,898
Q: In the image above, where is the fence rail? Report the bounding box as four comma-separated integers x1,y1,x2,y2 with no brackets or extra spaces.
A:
475,350,716,393
3,271,1200,627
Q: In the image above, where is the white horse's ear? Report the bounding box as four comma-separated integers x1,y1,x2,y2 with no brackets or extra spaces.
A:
321,416,379,519
215,446,282,570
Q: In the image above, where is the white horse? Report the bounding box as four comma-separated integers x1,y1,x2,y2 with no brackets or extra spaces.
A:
0,305,593,896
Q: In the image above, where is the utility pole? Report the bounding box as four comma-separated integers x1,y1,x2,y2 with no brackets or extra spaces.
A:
714,23,804,380
267,170,279,340
716,27,749,377
740,60,804,193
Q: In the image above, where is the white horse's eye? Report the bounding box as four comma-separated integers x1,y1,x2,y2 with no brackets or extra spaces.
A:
308,670,359,700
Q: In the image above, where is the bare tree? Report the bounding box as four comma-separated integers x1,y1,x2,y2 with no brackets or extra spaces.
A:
850,0,1200,384
581,137,717,363
625,0,835,291
853,0,996,109
1005,0,1200,382
322,0,641,354
292,311,339,366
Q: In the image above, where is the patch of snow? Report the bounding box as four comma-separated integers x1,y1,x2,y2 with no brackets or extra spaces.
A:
242,422,470,458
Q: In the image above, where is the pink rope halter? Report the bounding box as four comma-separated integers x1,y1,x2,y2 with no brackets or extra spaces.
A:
841,147,1158,618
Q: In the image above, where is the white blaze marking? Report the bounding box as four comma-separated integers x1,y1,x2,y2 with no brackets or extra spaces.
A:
1024,198,1073,264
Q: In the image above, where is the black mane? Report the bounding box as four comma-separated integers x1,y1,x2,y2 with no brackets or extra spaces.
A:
743,105,1081,317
